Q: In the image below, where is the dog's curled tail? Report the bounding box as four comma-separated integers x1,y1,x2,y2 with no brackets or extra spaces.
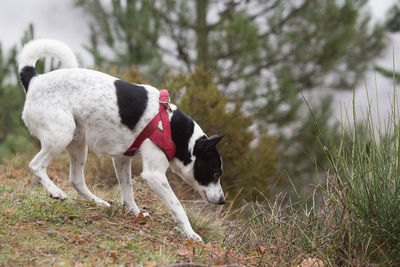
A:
19,39,78,92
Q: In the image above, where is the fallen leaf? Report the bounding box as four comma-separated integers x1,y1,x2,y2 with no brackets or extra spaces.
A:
177,247,193,257
12,242,21,248
70,235,87,245
256,245,266,255
109,251,117,262
185,239,193,247
214,258,226,265
300,257,324,267
132,212,150,225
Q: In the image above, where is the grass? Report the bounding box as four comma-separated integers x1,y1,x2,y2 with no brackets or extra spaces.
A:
229,81,400,265
0,153,246,266
321,85,400,264
2,149,395,266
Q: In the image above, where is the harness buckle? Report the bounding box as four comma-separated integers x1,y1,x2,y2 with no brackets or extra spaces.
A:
159,97,170,104
159,89,172,111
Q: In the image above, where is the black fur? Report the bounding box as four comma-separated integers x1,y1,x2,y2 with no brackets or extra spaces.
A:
115,80,148,130
19,66,36,92
193,136,223,186
170,109,195,165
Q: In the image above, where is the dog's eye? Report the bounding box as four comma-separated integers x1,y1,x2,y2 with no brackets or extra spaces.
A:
213,171,221,179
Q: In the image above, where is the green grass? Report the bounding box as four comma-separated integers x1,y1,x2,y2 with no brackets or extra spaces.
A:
225,82,400,265
321,86,400,264
0,154,245,266
0,181,179,265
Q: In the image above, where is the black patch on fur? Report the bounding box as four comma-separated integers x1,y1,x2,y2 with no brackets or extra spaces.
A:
19,66,36,92
170,109,195,165
193,136,223,186
115,80,148,130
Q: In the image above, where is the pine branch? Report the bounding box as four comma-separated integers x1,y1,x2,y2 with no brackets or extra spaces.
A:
375,65,400,83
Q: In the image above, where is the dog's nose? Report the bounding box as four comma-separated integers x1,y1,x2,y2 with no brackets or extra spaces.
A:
217,196,226,205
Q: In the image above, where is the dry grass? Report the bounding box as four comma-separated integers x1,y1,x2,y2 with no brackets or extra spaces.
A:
1,150,396,266
0,153,249,266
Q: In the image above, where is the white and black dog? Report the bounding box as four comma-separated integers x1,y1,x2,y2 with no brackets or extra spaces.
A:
18,39,225,242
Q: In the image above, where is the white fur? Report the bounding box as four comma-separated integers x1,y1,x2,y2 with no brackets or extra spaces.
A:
19,39,78,71
19,39,225,242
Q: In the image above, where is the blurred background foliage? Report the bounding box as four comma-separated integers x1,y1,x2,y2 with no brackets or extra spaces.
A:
163,68,279,201
0,25,36,158
0,0,395,202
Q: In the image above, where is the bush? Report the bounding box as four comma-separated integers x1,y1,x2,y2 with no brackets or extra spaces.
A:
162,68,280,202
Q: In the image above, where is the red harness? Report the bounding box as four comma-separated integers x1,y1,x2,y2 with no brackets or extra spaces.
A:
124,89,176,160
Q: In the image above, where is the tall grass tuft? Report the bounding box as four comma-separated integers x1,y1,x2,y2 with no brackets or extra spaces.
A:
323,84,400,263
223,82,400,265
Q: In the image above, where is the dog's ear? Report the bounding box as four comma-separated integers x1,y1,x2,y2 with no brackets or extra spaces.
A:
202,135,224,151
207,135,224,147
195,135,224,155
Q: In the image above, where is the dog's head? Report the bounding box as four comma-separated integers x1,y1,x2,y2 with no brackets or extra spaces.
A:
190,135,225,205
170,108,225,205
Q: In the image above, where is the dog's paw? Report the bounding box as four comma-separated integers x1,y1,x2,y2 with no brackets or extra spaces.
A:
94,199,110,207
141,212,151,218
123,205,141,217
186,231,203,243
49,189,67,200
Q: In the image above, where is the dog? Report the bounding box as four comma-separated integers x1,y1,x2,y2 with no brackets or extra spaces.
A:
18,39,225,242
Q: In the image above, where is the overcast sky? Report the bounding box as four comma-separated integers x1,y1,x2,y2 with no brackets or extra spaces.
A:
0,0,92,64
0,0,399,125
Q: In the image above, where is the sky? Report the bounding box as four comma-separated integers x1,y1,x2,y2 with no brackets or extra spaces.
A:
0,0,92,64
0,0,399,126
368,0,396,20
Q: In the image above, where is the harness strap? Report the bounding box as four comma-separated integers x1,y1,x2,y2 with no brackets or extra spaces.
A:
124,90,176,161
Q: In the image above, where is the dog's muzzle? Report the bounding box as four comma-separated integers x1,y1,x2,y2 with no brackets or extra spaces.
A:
203,191,226,205
216,196,226,205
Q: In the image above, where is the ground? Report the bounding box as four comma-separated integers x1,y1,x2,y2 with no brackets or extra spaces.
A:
0,153,251,266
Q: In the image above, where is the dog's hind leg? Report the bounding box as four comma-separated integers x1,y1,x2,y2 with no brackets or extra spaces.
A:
112,156,140,215
28,120,75,200
29,144,69,199
140,140,202,242
66,134,110,206
25,105,80,199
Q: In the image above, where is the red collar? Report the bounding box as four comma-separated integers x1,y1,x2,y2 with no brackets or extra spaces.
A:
124,89,176,160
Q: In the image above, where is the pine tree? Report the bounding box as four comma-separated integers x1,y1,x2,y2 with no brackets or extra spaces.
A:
74,0,166,84
0,25,38,158
76,0,385,118
375,1,400,82
386,1,400,32
75,0,387,184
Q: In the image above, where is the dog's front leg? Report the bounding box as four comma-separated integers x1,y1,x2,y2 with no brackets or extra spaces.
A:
140,141,202,242
112,156,140,215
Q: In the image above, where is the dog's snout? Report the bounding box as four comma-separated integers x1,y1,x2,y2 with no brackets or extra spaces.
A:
217,196,226,205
